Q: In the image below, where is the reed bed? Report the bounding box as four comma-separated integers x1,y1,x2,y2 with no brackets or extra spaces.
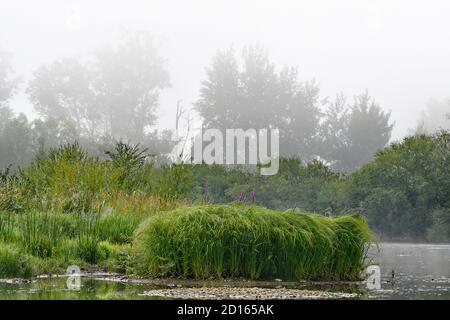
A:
131,205,373,281
0,243,33,278
0,210,149,275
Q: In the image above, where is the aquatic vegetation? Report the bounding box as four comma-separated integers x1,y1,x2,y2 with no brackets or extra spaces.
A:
98,212,142,244
131,204,374,281
75,213,101,263
0,211,15,242
22,211,63,258
0,243,33,278
0,143,377,280
0,210,142,275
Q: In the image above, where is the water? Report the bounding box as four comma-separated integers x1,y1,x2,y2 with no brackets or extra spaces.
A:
0,243,448,300
367,243,450,300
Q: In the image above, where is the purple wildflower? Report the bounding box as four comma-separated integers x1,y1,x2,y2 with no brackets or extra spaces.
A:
239,192,246,202
252,187,256,203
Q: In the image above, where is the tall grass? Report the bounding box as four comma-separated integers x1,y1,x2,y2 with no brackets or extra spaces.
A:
98,213,142,244
131,204,374,281
75,213,101,263
0,211,15,242
22,211,62,258
0,243,33,278
7,142,191,214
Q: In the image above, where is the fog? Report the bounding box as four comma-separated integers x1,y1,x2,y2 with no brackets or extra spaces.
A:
1,0,450,140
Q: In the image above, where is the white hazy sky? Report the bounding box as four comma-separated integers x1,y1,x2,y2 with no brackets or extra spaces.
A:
1,0,450,140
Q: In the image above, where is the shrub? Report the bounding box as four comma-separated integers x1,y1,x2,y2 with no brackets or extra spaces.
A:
130,204,373,281
105,141,150,189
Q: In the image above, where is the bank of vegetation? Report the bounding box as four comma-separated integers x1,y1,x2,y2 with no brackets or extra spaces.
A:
131,205,372,281
0,131,449,278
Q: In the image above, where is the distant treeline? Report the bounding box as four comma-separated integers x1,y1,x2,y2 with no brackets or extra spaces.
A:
1,131,449,242
1,32,393,172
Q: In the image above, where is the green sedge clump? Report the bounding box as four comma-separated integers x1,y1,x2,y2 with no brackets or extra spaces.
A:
131,204,374,281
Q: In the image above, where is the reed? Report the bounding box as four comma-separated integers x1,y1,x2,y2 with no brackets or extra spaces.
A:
131,204,374,281
0,243,33,278
98,212,142,244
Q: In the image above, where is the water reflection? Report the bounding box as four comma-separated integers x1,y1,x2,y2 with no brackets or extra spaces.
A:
0,243,448,300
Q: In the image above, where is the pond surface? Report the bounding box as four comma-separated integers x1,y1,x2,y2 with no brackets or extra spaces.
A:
0,243,448,300
368,243,450,299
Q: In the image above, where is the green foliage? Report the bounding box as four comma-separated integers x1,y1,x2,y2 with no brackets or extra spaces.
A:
156,164,194,199
131,205,373,281
0,166,22,212
22,211,62,258
427,208,450,243
0,129,447,279
18,143,121,213
190,158,342,213
0,243,33,278
106,141,148,169
12,142,185,213
0,211,15,242
362,188,414,238
98,213,142,244
346,132,450,240
105,141,151,189
75,213,101,263
0,209,147,276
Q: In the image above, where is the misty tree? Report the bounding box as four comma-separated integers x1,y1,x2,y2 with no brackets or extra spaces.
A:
0,49,34,169
319,93,349,167
238,45,279,129
0,114,34,168
415,98,450,134
277,69,321,159
196,47,241,130
0,49,18,109
320,91,393,172
27,31,170,144
31,117,79,153
27,57,90,143
0,48,18,140
196,45,321,159
92,31,170,142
